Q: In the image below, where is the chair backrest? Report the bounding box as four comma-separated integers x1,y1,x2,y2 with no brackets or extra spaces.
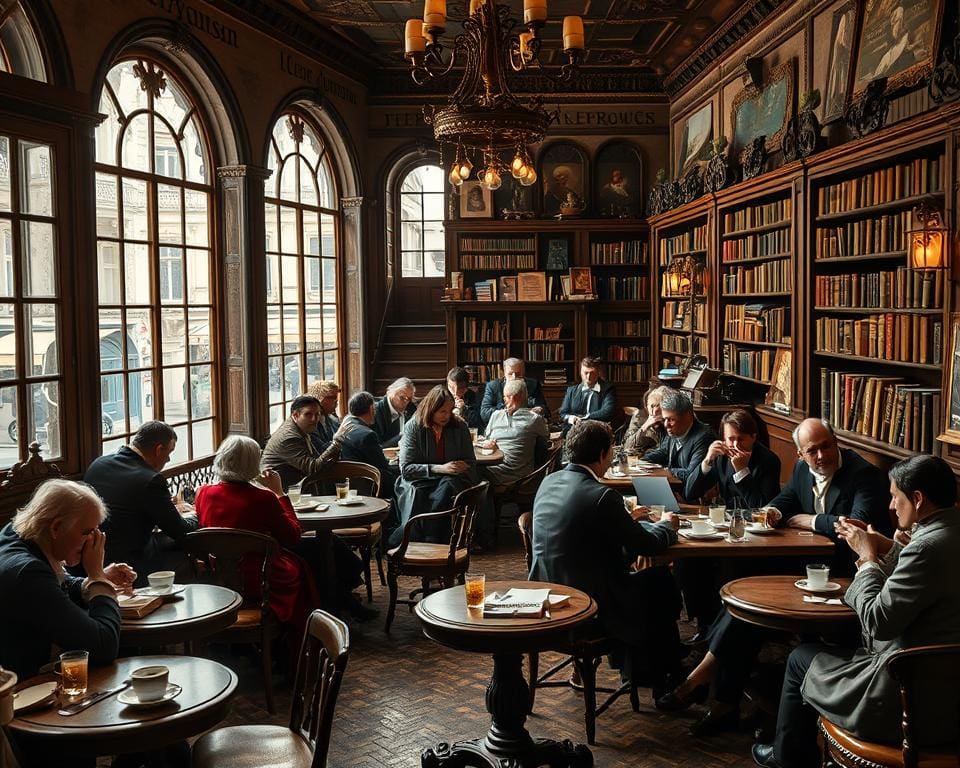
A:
886,643,960,768
303,460,381,497
623,406,639,419
183,528,279,615
288,610,350,768
449,481,489,555
0,442,60,526
518,511,533,572
513,441,564,500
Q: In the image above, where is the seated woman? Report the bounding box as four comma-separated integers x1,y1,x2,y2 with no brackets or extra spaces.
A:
196,435,320,643
753,454,960,768
622,384,670,454
389,384,478,547
0,479,134,679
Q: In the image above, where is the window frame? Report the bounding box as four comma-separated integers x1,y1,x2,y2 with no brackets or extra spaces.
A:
395,161,446,281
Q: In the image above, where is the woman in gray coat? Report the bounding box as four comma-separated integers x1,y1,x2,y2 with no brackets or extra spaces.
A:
389,385,478,547
753,454,960,768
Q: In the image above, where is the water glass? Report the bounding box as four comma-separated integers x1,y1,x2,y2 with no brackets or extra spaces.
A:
59,651,89,697
335,480,350,500
728,509,746,542
464,572,485,608
469,427,479,443
648,504,666,522
287,481,303,505
708,505,726,525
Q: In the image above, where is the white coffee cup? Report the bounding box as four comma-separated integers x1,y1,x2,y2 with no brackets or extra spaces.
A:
147,571,175,595
348,489,358,499
691,519,715,535
623,496,638,513
709,505,726,525
648,504,666,522
131,665,169,702
806,564,831,589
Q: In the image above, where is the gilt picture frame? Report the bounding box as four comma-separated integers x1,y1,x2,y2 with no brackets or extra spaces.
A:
730,60,795,153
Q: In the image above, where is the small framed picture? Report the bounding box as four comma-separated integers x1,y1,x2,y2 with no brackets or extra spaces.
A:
823,1,856,122
498,276,518,301
459,181,493,219
544,238,570,271
569,267,593,296
941,314,960,444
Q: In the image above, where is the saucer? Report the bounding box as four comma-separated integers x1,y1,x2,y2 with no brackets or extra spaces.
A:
335,497,364,506
13,682,58,713
134,584,187,598
746,524,777,535
292,501,318,511
682,531,724,541
118,683,182,708
794,579,842,593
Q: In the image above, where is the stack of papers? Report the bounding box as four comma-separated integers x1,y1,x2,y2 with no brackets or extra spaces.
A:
482,588,570,618
803,595,843,605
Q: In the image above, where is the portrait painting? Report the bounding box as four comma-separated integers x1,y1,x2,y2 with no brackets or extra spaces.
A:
458,180,492,219
731,61,795,153
593,140,643,218
851,0,944,97
538,142,588,217
824,2,856,121
943,314,960,443
676,102,713,177
544,238,570,271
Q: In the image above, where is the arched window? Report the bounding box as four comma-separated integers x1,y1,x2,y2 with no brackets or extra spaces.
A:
398,164,444,278
94,58,216,462
264,113,340,434
0,1,47,81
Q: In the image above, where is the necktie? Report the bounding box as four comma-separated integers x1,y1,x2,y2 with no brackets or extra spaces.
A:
584,389,594,415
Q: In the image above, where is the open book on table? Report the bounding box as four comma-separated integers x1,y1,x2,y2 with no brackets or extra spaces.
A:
482,588,570,619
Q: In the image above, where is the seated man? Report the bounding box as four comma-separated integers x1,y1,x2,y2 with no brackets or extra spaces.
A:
643,390,716,491
305,379,341,454
753,455,960,768
557,356,617,435
685,409,781,507
338,390,398,500
480,379,550,487
529,419,683,692
373,377,416,448
84,421,198,586
447,366,482,429
480,357,548,427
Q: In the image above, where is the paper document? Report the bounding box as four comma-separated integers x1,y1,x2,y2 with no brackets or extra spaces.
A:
482,588,569,618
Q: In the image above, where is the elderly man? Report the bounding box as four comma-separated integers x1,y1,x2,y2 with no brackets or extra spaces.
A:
557,356,617,435
261,394,345,490
305,380,341,453
480,358,547,427
480,379,550,486
642,390,716,489
374,377,416,448
338,390,398,500
447,366,481,429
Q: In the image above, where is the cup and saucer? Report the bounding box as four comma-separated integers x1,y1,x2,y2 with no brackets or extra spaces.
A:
119,666,182,708
684,521,724,541
794,579,842,593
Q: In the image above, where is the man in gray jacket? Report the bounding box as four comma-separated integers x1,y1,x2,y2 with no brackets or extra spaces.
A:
752,454,960,767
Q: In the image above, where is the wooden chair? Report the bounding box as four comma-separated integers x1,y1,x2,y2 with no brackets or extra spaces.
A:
303,460,386,603
384,481,489,633
183,528,282,714
819,643,960,768
191,610,349,768
0,442,60,526
490,441,563,545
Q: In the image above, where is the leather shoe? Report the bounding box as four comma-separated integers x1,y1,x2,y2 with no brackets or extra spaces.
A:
689,705,739,737
654,682,708,712
751,743,782,767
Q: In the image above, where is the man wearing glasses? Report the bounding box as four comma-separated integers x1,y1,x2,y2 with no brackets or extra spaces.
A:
373,377,416,448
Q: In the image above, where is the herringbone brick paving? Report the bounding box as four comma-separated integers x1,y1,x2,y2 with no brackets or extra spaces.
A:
205,529,758,767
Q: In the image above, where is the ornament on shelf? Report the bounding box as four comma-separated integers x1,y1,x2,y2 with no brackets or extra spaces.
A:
929,21,960,104
739,136,766,181
782,90,823,162
845,78,889,139
703,137,733,193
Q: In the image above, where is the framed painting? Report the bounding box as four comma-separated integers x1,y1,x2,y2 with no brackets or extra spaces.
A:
543,237,570,271
765,349,792,411
593,140,643,218
823,2,857,121
851,0,945,98
730,60,795,153
458,180,492,219
538,141,588,217
676,102,713,177
940,313,960,445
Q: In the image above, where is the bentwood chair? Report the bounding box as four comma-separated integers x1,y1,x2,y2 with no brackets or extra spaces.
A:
192,610,350,768
183,528,281,714
489,440,563,545
818,643,960,768
384,481,489,633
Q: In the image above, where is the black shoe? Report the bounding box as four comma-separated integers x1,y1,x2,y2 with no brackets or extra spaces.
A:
689,705,739,737
654,682,708,712
751,743,782,767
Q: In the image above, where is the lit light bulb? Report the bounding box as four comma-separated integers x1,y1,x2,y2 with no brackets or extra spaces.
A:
519,167,537,186
511,152,525,174
481,167,502,190
449,167,464,186
458,157,473,179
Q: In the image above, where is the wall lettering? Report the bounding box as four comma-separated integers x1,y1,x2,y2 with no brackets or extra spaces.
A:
145,0,238,48
279,51,359,105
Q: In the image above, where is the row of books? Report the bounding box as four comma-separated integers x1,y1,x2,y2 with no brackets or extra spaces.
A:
462,363,502,383
469,272,560,302
595,276,649,301
721,228,790,261
461,345,506,363
723,198,792,233
460,317,507,342
657,224,708,264
460,253,538,270
815,211,911,259
815,314,942,364
723,304,789,343
662,334,709,356
526,343,570,362
722,343,774,383
601,345,651,362
459,236,536,252
819,369,940,453
589,318,651,337
589,240,648,265
662,299,707,331
544,367,570,385
722,261,792,294
817,156,944,214
529,325,566,340
602,363,652,383
814,268,944,310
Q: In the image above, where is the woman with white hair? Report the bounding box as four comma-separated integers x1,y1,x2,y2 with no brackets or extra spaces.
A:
195,435,319,638
0,479,134,679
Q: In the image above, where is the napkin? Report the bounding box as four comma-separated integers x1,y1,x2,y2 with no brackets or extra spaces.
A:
483,588,558,618
803,595,843,605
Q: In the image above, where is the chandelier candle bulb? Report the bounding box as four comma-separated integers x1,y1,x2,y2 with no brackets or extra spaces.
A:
423,0,446,29
524,0,547,24
404,19,426,55
469,0,485,15
562,15,584,50
519,31,534,63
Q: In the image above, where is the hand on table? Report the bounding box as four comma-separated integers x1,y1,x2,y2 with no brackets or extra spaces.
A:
480,439,497,450
104,562,137,594
785,512,814,530
760,507,782,526
436,460,469,475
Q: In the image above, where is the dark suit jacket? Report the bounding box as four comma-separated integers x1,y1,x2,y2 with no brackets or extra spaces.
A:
529,464,677,644
456,388,482,430
557,380,617,432
480,377,548,426
768,448,892,540
309,413,341,454
338,415,399,498
373,397,416,448
643,419,717,492
684,440,781,507
84,446,198,581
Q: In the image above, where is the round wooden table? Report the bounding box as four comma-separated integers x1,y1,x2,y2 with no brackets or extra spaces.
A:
473,445,504,465
120,585,242,647
415,580,596,768
8,654,237,757
295,495,390,532
720,575,857,634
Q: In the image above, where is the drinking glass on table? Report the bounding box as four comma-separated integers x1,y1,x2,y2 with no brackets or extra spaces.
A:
709,505,727,525
469,427,479,444
287,481,303,505
648,504,665,522
752,508,770,528
464,572,485,608
335,480,350,500
59,650,89,697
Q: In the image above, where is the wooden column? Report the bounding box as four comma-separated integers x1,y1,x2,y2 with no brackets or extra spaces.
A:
341,196,366,395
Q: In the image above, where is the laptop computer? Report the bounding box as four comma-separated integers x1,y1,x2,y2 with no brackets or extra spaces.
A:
631,475,680,512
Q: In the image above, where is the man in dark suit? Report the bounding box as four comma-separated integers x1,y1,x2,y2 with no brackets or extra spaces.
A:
479,358,548,427
447,366,482,429
339,390,398,501
643,390,716,491
305,379,341,454
530,419,683,691
557,356,616,435
373,377,416,448
83,421,198,586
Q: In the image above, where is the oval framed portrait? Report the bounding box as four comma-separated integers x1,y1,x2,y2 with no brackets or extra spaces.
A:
593,140,644,218
538,141,588,218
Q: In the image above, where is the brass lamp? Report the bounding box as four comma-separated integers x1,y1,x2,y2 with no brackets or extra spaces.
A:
909,201,947,271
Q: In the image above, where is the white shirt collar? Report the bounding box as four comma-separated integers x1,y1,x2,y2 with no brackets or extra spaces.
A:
809,450,843,485
581,382,601,393
387,398,401,421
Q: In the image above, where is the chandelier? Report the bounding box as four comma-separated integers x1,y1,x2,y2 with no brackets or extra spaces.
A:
404,0,585,191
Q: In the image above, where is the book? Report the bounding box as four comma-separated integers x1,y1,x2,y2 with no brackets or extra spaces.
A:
118,595,164,619
498,276,517,301
517,271,547,302
481,588,570,618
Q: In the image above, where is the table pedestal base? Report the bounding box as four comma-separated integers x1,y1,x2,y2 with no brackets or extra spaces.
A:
421,653,593,768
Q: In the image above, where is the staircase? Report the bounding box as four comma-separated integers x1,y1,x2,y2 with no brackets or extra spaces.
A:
372,324,448,397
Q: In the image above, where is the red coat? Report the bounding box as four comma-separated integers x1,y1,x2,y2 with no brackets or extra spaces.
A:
195,482,318,628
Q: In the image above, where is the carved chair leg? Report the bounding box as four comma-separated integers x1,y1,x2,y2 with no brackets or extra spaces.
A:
375,547,386,586
361,543,374,603
385,567,399,634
